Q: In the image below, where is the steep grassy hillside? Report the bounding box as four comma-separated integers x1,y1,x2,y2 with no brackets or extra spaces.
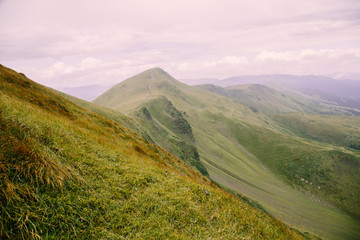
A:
55,89,208,176
0,65,309,239
94,68,360,240
135,97,208,176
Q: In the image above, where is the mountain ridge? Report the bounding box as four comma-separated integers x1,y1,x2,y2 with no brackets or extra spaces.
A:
93,67,360,240
215,74,360,99
195,83,360,116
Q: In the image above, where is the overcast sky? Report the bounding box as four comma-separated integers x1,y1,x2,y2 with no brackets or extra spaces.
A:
1,0,360,89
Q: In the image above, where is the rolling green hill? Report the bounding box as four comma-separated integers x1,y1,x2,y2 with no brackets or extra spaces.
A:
294,88,360,113
94,68,360,240
217,74,360,99
272,113,360,150
196,83,360,116
0,64,310,239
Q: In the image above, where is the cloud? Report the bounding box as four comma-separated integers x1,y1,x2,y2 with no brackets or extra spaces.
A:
247,49,360,76
256,49,360,62
18,57,158,89
1,0,359,88
172,49,360,78
203,56,248,68
16,48,359,90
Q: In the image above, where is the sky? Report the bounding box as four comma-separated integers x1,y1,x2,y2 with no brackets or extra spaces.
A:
1,0,360,89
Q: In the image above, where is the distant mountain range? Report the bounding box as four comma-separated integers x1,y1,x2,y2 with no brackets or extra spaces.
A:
62,84,114,101
217,74,360,99
195,83,360,115
183,74,360,114
181,74,360,98
66,74,360,103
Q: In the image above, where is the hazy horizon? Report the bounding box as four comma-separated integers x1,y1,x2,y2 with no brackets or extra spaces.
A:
1,0,360,89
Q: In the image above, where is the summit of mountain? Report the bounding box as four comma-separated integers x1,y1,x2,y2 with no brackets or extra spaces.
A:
93,68,184,113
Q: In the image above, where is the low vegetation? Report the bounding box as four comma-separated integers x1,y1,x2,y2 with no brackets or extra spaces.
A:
0,65,308,239
92,68,360,239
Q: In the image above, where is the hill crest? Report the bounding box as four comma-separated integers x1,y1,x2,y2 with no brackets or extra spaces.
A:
93,67,186,113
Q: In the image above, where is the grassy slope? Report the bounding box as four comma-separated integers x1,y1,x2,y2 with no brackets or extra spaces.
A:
94,68,360,240
187,81,360,221
196,83,359,116
0,65,308,239
294,88,360,111
272,113,360,150
137,97,208,176
190,111,360,240
56,89,208,176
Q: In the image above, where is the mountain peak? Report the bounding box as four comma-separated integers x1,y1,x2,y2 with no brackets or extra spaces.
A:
93,67,184,113
148,67,165,72
139,67,168,77
144,67,178,82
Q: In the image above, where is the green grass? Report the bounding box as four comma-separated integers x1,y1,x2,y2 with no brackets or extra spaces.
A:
196,83,359,116
57,89,208,176
272,112,360,150
188,109,360,240
0,65,308,239
93,67,360,239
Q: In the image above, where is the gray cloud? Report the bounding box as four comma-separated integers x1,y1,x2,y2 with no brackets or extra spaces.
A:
1,0,359,89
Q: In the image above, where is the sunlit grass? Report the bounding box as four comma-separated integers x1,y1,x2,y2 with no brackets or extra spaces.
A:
0,65,306,239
